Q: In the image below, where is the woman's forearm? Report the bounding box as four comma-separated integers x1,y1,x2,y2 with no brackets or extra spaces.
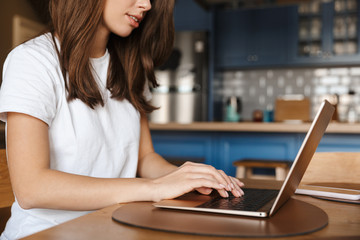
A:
6,113,157,211
17,168,155,211
137,114,178,179
137,152,177,179
7,113,243,212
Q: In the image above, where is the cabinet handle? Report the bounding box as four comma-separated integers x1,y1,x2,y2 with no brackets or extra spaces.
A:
247,55,259,62
323,51,332,59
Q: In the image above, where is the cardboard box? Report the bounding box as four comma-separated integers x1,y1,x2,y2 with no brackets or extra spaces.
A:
275,96,310,122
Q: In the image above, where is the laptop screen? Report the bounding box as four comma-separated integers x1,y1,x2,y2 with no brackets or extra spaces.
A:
269,100,334,216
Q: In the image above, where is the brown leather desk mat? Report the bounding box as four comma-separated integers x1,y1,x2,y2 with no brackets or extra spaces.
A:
112,193,328,238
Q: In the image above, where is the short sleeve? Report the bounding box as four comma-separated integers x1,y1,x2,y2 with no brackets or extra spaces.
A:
0,44,57,125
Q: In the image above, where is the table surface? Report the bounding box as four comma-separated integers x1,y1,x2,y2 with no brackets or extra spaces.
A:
23,179,360,240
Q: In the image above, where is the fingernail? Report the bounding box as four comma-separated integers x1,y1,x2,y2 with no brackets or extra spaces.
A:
230,183,235,190
225,191,229,198
237,190,242,196
228,184,231,191
219,184,226,189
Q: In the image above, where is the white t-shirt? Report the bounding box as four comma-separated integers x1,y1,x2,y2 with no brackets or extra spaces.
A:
0,33,151,240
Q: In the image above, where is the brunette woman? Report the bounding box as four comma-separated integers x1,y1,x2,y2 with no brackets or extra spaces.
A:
0,0,244,239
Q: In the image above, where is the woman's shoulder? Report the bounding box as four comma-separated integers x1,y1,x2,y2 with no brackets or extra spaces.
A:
7,33,59,67
3,33,63,89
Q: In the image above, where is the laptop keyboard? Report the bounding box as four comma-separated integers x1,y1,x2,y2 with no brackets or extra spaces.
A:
196,188,279,211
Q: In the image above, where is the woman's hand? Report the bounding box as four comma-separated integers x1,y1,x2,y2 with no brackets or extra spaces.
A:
195,175,244,198
150,162,244,202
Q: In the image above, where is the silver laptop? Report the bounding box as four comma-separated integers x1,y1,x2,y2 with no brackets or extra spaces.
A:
154,100,335,218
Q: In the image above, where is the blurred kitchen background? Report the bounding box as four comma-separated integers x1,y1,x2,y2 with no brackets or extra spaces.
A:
215,67,360,122
1,0,360,175
150,0,360,124
1,0,360,124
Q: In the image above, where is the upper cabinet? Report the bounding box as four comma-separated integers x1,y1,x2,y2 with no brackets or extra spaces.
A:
214,6,296,69
290,0,360,66
174,0,211,31
212,0,360,69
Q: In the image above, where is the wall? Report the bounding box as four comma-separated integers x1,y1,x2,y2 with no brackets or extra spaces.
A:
214,67,360,122
0,0,40,84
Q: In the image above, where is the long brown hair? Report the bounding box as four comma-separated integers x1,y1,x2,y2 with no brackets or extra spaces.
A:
49,0,175,114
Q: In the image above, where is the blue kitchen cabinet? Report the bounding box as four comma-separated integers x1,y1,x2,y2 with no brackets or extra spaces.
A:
151,131,216,165
151,130,360,177
317,134,360,152
324,0,360,65
214,8,252,69
293,132,360,154
289,0,360,66
288,2,333,65
214,6,296,69
216,133,299,177
151,131,299,176
207,0,360,68
174,0,211,31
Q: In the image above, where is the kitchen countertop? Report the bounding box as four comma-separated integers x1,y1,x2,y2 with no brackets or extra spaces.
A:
149,121,360,134
2,121,360,134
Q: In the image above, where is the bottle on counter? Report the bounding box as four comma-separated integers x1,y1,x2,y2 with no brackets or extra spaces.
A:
252,109,263,122
346,90,358,123
331,94,339,122
225,96,242,122
263,104,274,122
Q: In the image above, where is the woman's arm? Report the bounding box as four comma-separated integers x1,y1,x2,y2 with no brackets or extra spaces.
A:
137,113,177,179
7,112,158,210
7,112,240,211
136,114,245,199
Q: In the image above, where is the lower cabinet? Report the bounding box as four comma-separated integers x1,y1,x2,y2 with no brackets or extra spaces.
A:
151,132,215,166
216,133,299,177
317,134,360,152
151,131,360,177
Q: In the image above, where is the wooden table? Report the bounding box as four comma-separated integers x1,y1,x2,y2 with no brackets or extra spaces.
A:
23,180,360,240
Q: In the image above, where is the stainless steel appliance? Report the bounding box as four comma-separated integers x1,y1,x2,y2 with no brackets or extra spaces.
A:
149,31,208,123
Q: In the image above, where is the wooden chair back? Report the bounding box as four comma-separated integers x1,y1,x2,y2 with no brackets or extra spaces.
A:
301,152,360,184
0,148,14,233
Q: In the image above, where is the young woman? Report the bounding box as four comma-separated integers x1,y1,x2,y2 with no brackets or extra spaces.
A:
0,0,244,239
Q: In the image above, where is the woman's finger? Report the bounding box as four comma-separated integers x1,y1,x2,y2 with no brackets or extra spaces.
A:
232,177,245,188
189,177,228,197
229,177,244,197
196,187,213,195
181,162,231,191
217,169,235,191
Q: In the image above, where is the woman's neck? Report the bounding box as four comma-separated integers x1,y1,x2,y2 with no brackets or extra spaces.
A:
91,25,110,58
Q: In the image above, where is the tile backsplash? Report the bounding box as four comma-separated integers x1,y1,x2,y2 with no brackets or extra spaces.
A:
214,67,360,122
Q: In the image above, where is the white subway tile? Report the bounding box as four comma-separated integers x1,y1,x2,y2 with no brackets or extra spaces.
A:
329,85,348,94
259,77,266,88
277,77,285,88
286,70,294,78
314,68,328,77
296,76,304,87
341,77,351,85
329,68,349,76
320,76,340,85
314,86,328,94
350,67,360,76
267,70,274,78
